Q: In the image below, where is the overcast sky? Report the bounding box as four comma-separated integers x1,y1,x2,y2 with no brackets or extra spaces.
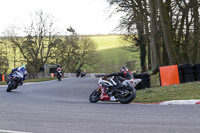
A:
0,0,121,35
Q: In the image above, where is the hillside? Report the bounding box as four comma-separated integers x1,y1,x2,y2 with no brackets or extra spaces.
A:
89,35,140,73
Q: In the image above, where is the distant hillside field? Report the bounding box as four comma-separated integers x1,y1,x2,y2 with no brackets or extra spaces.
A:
90,35,124,50
89,35,140,73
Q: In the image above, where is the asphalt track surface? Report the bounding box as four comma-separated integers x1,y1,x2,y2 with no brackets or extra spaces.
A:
0,78,200,133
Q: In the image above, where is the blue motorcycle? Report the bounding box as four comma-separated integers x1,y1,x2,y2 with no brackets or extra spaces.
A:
7,73,22,92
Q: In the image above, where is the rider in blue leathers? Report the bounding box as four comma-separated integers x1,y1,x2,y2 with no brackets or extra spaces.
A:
10,65,27,85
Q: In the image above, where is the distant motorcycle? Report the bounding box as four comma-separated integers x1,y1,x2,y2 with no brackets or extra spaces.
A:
89,76,141,104
76,68,82,77
57,70,62,81
7,73,22,92
81,70,86,77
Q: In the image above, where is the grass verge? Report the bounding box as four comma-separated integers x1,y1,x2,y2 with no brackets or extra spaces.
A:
134,74,200,103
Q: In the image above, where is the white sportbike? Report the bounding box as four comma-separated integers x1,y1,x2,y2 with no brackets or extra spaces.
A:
89,76,141,104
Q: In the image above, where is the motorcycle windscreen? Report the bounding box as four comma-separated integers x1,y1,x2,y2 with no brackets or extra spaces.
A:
159,65,180,86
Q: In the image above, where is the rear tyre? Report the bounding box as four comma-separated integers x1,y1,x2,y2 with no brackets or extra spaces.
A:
118,87,136,104
89,88,101,103
7,81,16,92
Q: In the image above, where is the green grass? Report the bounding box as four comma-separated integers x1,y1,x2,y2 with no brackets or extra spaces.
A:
133,74,200,103
134,82,200,103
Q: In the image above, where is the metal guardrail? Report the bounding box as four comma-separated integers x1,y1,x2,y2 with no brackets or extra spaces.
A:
63,73,105,78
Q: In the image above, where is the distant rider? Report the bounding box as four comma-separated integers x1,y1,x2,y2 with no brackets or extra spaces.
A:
76,67,82,77
10,64,27,85
81,70,87,77
105,66,133,94
56,64,62,76
56,64,62,72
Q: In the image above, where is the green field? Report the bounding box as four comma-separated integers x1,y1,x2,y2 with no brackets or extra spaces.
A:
89,35,140,73
90,35,125,50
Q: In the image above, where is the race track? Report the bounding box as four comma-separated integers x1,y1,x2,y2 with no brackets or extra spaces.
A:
0,78,200,133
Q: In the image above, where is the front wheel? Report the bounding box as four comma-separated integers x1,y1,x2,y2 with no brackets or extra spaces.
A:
57,74,61,81
89,88,101,103
7,80,16,92
118,87,136,104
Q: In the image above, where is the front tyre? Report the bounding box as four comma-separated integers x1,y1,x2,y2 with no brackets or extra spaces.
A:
89,88,101,103
118,87,136,104
57,74,61,81
7,80,16,92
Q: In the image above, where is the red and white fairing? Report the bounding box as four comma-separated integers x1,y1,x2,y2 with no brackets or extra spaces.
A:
98,77,141,102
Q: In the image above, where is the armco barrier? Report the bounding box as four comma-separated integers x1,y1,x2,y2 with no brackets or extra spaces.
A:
63,73,97,78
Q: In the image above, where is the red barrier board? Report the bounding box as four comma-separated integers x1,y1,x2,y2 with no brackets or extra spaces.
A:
159,65,180,86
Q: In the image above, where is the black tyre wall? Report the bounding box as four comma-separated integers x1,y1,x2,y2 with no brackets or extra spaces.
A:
183,74,195,83
194,63,200,69
133,73,150,90
194,63,200,81
181,63,193,69
181,63,195,83
178,65,183,83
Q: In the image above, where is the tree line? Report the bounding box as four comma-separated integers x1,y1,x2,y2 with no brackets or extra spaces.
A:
0,10,99,76
107,0,200,73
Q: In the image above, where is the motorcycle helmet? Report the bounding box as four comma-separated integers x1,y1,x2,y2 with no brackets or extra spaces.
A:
57,64,60,68
20,64,26,73
120,66,128,72
21,64,26,69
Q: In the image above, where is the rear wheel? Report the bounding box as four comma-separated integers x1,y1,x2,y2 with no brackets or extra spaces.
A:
89,88,101,103
118,87,136,104
7,80,16,92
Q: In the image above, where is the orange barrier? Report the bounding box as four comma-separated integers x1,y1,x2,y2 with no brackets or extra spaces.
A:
51,73,54,77
2,74,5,82
159,65,180,86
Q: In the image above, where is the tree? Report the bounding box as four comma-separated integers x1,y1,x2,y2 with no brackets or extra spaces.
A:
149,0,160,73
55,26,100,72
107,0,149,72
106,0,200,74
192,0,200,63
7,10,58,77
0,41,9,74
156,0,178,65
